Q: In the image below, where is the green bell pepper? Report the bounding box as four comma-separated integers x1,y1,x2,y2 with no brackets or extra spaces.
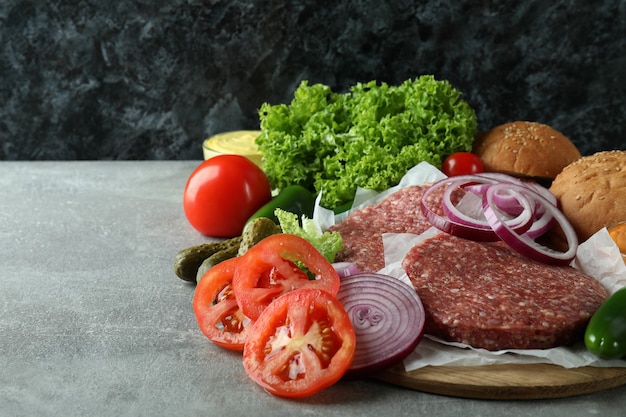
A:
332,199,354,215
584,286,626,359
246,185,316,225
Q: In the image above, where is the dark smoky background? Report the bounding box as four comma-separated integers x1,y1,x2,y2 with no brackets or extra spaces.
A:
1,0,624,160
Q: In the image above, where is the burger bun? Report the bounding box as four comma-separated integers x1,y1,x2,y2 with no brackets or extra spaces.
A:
549,150,626,245
473,121,581,181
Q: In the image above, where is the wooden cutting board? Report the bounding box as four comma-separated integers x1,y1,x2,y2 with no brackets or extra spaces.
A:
375,363,626,399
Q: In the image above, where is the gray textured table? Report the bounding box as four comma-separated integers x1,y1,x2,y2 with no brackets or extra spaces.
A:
1,161,625,417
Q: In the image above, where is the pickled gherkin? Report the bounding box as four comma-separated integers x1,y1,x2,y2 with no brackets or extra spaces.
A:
195,218,281,282
175,217,283,283
173,236,242,282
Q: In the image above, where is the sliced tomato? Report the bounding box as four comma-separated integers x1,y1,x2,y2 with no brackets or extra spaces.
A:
232,234,340,321
192,257,253,350
242,288,356,398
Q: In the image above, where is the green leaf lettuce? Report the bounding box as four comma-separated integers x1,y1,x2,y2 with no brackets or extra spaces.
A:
274,208,342,263
257,75,477,209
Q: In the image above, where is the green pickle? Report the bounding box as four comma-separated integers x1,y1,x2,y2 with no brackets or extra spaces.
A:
584,287,626,359
246,185,315,225
237,217,282,256
195,218,282,283
173,236,242,282
194,245,241,283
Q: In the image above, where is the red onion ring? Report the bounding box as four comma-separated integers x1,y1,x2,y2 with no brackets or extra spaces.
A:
482,183,578,265
332,262,360,278
442,182,534,235
336,273,425,377
473,175,557,238
420,177,500,241
524,203,556,239
421,173,578,265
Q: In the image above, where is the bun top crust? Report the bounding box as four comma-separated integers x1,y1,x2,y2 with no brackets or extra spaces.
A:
549,150,626,243
473,121,581,179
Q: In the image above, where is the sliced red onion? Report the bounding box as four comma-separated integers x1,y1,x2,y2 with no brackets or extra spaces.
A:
482,183,578,265
524,204,556,239
422,173,578,265
336,273,425,377
442,182,534,235
441,186,491,232
332,262,360,278
475,172,558,206
489,189,525,216
522,181,558,207
420,178,500,242
421,174,532,242
489,179,557,238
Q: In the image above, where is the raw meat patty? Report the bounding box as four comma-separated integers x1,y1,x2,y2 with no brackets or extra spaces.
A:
402,232,608,350
328,185,435,272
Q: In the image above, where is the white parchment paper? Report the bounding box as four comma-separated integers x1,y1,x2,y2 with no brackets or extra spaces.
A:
315,162,626,370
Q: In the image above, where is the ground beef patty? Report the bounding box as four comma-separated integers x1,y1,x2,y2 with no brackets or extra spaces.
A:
402,232,608,350
328,185,437,272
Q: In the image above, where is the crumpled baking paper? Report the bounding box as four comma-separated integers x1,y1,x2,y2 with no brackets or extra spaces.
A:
314,162,626,370
313,161,447,231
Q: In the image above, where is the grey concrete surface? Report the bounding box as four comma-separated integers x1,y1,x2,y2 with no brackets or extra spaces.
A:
1,161,625,417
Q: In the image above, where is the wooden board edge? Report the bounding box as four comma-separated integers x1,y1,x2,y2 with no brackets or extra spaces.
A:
373,364,626,400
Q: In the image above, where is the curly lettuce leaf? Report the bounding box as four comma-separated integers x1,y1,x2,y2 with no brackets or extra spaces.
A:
274,208,343,263
257,75,477,209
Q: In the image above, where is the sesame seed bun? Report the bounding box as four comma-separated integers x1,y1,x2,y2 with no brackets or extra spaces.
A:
473,121,582,180
549,150,626,244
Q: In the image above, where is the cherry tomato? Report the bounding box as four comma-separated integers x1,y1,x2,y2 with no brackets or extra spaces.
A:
232,234,340,321
242,288,356,398
442,152,485,177
192,257,253,350
183,155,272,237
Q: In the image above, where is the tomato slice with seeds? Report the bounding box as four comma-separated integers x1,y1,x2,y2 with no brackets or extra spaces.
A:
232,234,340,321
192,257,254,350
242,288,356,398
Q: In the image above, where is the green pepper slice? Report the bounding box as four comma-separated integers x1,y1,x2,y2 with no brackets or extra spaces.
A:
584,287,626,359
246,185,316,225
332,199,354,215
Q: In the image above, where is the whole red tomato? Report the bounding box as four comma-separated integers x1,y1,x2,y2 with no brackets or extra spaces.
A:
442,152,485,177
183,155,272,237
